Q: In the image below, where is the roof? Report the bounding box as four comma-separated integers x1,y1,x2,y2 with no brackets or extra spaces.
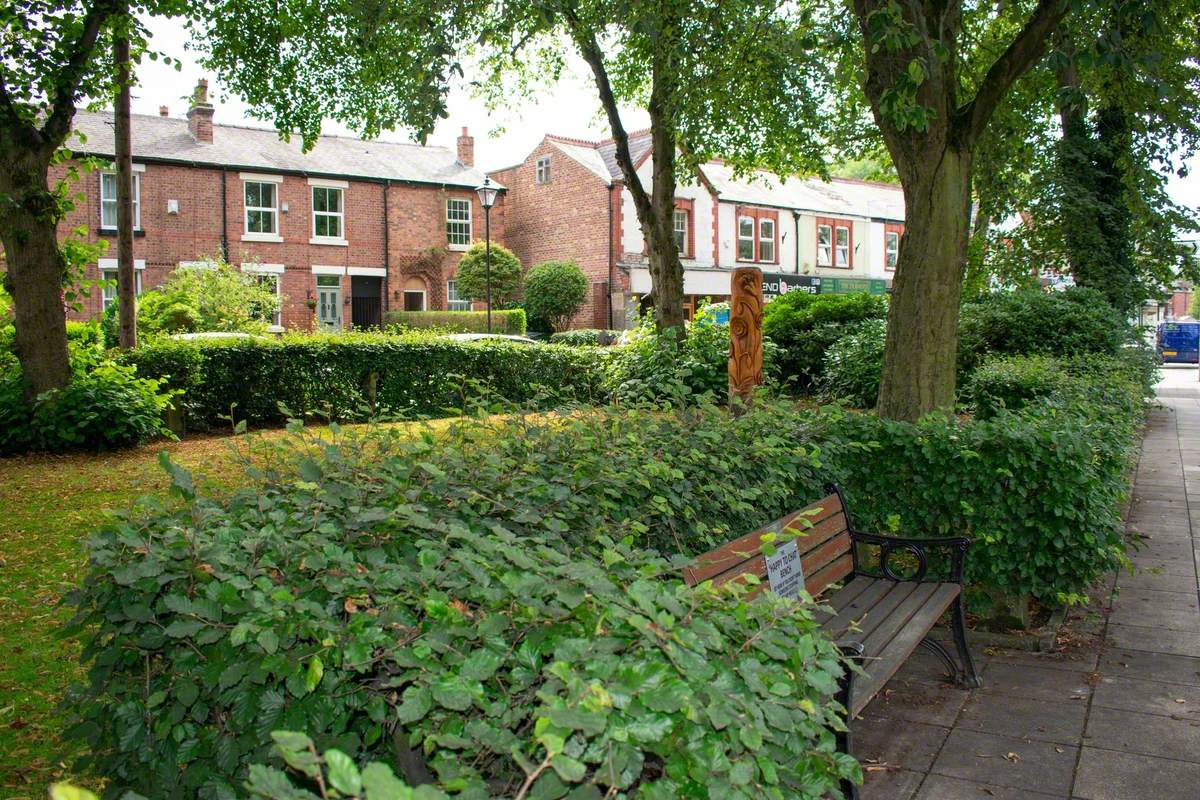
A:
702,162,905,221
69,110,493,188
547,139,611,183
596,129,653,181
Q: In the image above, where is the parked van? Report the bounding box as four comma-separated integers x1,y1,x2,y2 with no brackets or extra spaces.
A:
1157,321,1200,364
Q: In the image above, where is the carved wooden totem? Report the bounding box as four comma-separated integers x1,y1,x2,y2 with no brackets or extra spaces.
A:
729,267,765,412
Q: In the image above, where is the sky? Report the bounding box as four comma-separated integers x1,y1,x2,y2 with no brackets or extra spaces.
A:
135,16,1199,235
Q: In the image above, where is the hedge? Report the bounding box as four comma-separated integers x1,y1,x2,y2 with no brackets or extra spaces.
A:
117,332,604,430
549,328,622,346
383,309,526,334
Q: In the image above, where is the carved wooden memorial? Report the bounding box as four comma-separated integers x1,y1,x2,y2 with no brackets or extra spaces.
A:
728,267,765,412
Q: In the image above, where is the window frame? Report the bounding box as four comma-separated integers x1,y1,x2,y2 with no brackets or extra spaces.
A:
735,206,780,264
403,290,426,311
99,168,142,231
884,223,904,271
816,217,854,269
816,223,833,267
242,263,285,327
446,279,471,311
535,156,551,184
309,181,346,244
758,217,776,263
673,198,694,259
446,197,473,249
241,173,283,242
99,258,144,309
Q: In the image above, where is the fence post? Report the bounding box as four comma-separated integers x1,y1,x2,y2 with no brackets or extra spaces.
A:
729,267,764,413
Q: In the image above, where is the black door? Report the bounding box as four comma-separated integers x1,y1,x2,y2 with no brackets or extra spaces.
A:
351,275,383,329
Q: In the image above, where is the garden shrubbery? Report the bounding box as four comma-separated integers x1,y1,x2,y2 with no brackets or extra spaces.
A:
762,291,887,390
818,318,886,409
549,328,621,346
118,331,603,430
382,309,526,334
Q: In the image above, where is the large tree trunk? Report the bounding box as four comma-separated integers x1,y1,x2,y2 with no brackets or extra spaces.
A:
645,94,685,332
115,8,138,348
877,146,974,421
0,142,72,399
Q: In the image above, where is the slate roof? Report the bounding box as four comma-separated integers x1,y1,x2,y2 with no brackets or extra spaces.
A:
701,162,905,222
595,129,653,181
69,110,493,188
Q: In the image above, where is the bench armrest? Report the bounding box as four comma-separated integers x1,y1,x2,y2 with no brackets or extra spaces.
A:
848,529,973,583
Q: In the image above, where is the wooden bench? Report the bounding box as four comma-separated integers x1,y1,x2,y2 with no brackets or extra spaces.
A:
684,484,980,800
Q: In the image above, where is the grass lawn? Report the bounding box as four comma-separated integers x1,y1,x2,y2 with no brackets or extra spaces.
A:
0,420,445,799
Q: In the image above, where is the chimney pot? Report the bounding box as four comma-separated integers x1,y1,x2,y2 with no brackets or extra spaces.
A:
456,126,474,167
159,105,169,117
187,78,215,144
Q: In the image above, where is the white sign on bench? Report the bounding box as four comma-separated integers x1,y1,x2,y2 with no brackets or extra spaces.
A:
765,539,804,599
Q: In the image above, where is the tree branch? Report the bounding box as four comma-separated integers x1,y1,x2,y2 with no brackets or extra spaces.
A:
959,0,1067,144
41,0,122,144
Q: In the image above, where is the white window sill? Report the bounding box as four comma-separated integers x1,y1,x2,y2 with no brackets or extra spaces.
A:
309,236,348,247
242,233,284,243
447,243,472,252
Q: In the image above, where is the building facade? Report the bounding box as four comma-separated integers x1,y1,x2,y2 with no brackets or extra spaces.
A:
490,131,905,328
55,81,503,331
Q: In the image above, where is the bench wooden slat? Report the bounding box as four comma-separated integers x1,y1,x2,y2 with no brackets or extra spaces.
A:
823,575,876,613
848,583,961,717
817,578,901,638
849,582,938,653
683,494,844,586
803,552,853,597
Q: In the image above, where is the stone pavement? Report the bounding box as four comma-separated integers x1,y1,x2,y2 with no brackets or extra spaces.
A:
852,393,1200,800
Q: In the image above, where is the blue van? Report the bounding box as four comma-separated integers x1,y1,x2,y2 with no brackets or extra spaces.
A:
1157,321,1200,364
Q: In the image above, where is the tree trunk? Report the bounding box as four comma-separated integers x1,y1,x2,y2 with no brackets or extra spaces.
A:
877,146,974,421
645,97,685,333
0,143,72,399
115,9,137,349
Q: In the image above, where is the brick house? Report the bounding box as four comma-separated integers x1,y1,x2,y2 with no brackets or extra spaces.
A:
56,80,503,331
491,130,905,328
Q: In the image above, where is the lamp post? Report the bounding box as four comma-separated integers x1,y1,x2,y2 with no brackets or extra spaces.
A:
475,176,499,333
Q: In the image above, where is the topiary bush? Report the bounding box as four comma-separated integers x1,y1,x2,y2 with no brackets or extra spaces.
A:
66,408,855,799
522,260,589,332
382,309,526,335
762,292,888,392
452,242,523,307
818,319,886,409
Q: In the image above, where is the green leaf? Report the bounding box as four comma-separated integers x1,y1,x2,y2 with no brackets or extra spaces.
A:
305,656,324,693
257,629,280,654
550,754,587,783
361,762,414,800
396,686,433,723
324,749,362,796
49,784,99,800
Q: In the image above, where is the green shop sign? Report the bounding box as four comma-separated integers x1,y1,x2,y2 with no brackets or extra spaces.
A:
820,277,889,295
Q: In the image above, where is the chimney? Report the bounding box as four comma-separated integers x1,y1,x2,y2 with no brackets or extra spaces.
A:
159,105,169,117
456,126,474,167
187,79,214,144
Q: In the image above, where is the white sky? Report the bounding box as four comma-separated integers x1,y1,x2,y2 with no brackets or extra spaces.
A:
134,16,1199,233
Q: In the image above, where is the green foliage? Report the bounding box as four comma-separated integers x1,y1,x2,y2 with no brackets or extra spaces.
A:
117,332,606,430
549,329,621,346
452,242,523,308
382,309,526,335
957,287,1135,372
67,407,855,798
140,256,281,337
818,319,886,409
0,361,174,455
247,733,432,800
522,260,589,332
762,292,888,391
605,317,778,405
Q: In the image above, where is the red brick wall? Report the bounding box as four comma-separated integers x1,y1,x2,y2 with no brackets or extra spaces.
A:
491,139,613,330
47,160,503,330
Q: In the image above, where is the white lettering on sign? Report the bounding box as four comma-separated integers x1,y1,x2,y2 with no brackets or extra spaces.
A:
764,539,804,599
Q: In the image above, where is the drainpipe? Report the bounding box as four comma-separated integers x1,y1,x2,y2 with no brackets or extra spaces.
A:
608,185,615,330
220,167,229,259
382,180,390,313
793,209,801,274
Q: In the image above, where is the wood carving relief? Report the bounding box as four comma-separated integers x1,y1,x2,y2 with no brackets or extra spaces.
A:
729,267,764,411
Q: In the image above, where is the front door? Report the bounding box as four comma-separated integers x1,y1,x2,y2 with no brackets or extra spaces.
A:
316,275,342,331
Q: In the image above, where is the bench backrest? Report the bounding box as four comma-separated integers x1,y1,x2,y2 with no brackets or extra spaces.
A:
682,491,853,598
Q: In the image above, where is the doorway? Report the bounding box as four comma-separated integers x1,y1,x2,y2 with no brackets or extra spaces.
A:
402,276,427,311
316,275,342,331
351,275,383,329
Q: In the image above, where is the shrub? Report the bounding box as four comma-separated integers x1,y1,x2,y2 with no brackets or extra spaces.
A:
762,292,888,391
452,242,523,307
963,351,1154,420
550,328,621,346
522,260,589,332
957,287,1134,373
818,318,886,409
382,309,526,335
67,407,855,798
117,332,605,430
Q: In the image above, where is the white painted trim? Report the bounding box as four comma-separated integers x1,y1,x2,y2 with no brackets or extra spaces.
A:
178,260,212,269
241,232,284,243
446,243,471,252
242,262,286,274
239,172,284,184
307,177,349,189
309,236,349,247
99,258,145,269
347,266,386,277
401,289,427,311
102,162,146,172
311,265,346,276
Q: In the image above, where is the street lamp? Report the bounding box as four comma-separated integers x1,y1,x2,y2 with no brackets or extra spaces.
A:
475,176,499,333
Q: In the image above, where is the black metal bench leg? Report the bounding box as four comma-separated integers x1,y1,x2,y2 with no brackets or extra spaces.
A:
951,594,982,688
835,648,863,800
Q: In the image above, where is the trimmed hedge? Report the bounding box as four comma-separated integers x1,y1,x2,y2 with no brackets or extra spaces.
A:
549,328,622,346
762,292,887,390
383,309,526,334
117,332,604,430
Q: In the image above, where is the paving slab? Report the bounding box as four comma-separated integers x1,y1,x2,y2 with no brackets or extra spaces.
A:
956,693,1085,745
1083,705,1200,763
852,714,950,773
1107,602,1200,632
1073,747,1200,800
978,661,1092,704
1097,647,1200,685
914,774,1065,799
860,677,970,727
929,729,1078,795
1105,623,1200,657
1090,674,1200,718
859,767,923,800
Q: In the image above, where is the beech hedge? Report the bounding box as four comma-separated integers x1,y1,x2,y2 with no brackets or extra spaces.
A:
383,309,526,334
117,333,605,429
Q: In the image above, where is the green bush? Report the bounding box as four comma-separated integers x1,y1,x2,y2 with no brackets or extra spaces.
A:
963,351,1154,420
957,287,1134,373
818,319,886,409
452,242,523,307
67,406,855,798
762,292,888,392
550,328,622,346
382,309,526,335
117,332,604,430
523,260,589,332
